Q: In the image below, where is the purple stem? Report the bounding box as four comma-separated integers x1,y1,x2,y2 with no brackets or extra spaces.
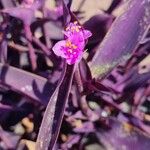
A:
42,4,53,49
32,36,51,56
75,66,98,121
24,25,37,70
0,63,52,105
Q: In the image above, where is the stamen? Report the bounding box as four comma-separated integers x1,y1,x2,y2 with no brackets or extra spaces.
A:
71,27,75,31
74,21,78,24
75,27,79,32
66,40,72,47
52,21,92,65
72,45,77,49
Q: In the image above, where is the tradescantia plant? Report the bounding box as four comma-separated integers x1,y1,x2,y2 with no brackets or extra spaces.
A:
0,0,150,150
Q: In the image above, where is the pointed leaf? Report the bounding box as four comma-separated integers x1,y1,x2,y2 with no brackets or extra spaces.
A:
90,0,150,79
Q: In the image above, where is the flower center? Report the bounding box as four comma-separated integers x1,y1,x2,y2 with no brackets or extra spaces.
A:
65,40,77,52
63,40,79,58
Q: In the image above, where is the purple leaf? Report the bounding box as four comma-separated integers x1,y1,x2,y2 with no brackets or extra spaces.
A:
0,63,57,105
79,59,92,82
84,14,114,45
1,0,41,25
108,67,150,93
97,118,150,150
0,103,13,112
36,63,75,150
119,69,150,93
90,0,150,79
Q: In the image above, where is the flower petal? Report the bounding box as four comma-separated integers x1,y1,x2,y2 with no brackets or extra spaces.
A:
52,40,67,58
83,30,92,39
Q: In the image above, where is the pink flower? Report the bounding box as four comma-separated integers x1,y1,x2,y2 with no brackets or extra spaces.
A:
52,21,92,65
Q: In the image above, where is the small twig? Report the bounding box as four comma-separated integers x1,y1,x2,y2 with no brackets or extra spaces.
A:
28,42,37,70
0,15,8,63
74,65,98,121
8,41,28,52
32,36,51,56
0,126,14,149
0,103,12,111
8,41,44,55
24,25,37,70
41,2,52,49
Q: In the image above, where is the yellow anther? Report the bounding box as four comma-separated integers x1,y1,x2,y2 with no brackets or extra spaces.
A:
66,40,72,47
72,45,77,49
74,21,78,24
66,42,69,47
75,27,79,32
71,26,76,31
66,41,77,53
